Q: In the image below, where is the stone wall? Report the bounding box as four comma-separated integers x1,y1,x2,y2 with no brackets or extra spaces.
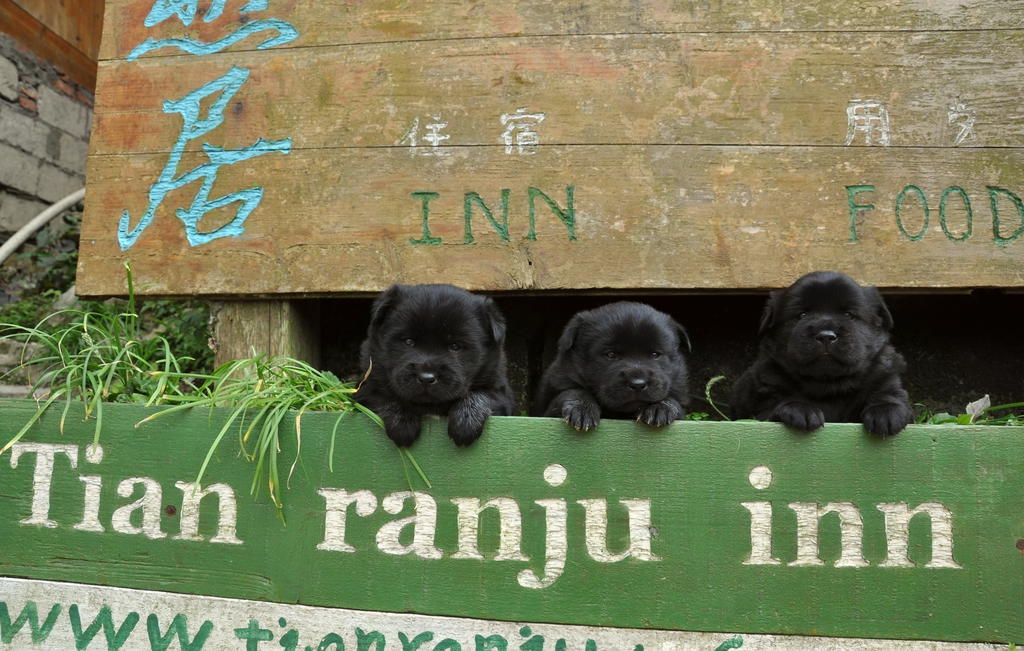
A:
0,33,91,236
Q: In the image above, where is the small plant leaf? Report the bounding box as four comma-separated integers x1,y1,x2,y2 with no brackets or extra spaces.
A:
928,412,958,425
965,394,991,423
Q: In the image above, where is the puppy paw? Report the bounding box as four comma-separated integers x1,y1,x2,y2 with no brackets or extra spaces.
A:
562,399,601,431
637,400,682,427
774,401,825,432
862,403,912,437
448,395,491,446
385,416,422,447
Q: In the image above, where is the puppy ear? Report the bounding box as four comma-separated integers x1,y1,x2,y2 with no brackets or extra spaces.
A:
757,290,781,337
864,286,894,330
480,297,507,344
671,319,692,354
556,312,586,354
368,284,403,333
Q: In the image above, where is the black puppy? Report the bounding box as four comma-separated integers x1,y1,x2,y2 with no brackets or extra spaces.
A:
355,284,514,447
535,302,690,430
730,271,912,436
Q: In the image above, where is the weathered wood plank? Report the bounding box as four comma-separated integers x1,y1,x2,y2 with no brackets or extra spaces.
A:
77,145,1024,296
89,30,1024,154
81,1,1024,296
0,0,98,90
0,400,1021,643
11,0,104,60
210,300,321,366
97,0,1024,62
0,577,1008,650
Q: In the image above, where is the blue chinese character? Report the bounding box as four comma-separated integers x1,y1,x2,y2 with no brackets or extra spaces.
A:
117,66,291,250
144,0,269,27
133,0,295,60
128,19,297,60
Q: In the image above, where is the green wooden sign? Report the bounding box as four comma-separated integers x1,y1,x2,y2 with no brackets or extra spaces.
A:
0,400,1021,649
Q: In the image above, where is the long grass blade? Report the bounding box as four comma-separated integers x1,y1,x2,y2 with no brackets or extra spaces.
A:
1,389,65,455
983,401,1024,413
704,375,730,421
403,449,432,489
193,408,244,489
288,409,304,489
398,447,414,493
328,413,345,473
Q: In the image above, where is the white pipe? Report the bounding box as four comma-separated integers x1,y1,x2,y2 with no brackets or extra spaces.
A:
0,188,86,267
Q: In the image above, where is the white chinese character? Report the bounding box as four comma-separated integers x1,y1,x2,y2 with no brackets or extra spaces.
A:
422,115,450,155
500,107,546,155
947,100,976,146
844,99,891,146
399,115,451,157
399,116,420,154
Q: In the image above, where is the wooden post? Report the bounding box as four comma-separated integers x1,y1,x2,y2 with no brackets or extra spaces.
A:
210,300,320,367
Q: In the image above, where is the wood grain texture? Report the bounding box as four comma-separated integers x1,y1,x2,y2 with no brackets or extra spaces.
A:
79,1,1024,296
0,400,1021,643
210,300,321,365
97,0,1024,61
79,145,1024,296
0,0,99,90
11,0,104,59
88,30,1024,155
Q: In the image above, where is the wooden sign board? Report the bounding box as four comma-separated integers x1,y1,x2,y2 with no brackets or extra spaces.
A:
0,400,1021,648
77,1,1024,296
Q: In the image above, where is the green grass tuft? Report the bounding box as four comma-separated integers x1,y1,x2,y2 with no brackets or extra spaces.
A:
0,263,411,514
136,354,392,513
0,263,197,455
916,399,1024,427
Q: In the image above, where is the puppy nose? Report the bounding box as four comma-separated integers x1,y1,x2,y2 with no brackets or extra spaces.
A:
815,330,838,344
628,377,648,391
417,371,438,385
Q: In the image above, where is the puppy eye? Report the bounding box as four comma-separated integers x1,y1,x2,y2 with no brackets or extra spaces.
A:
604,351,618,360
404,338,416,347
844,311,855,319
797,312,808,320
448,342,461,352
650,351,661,359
